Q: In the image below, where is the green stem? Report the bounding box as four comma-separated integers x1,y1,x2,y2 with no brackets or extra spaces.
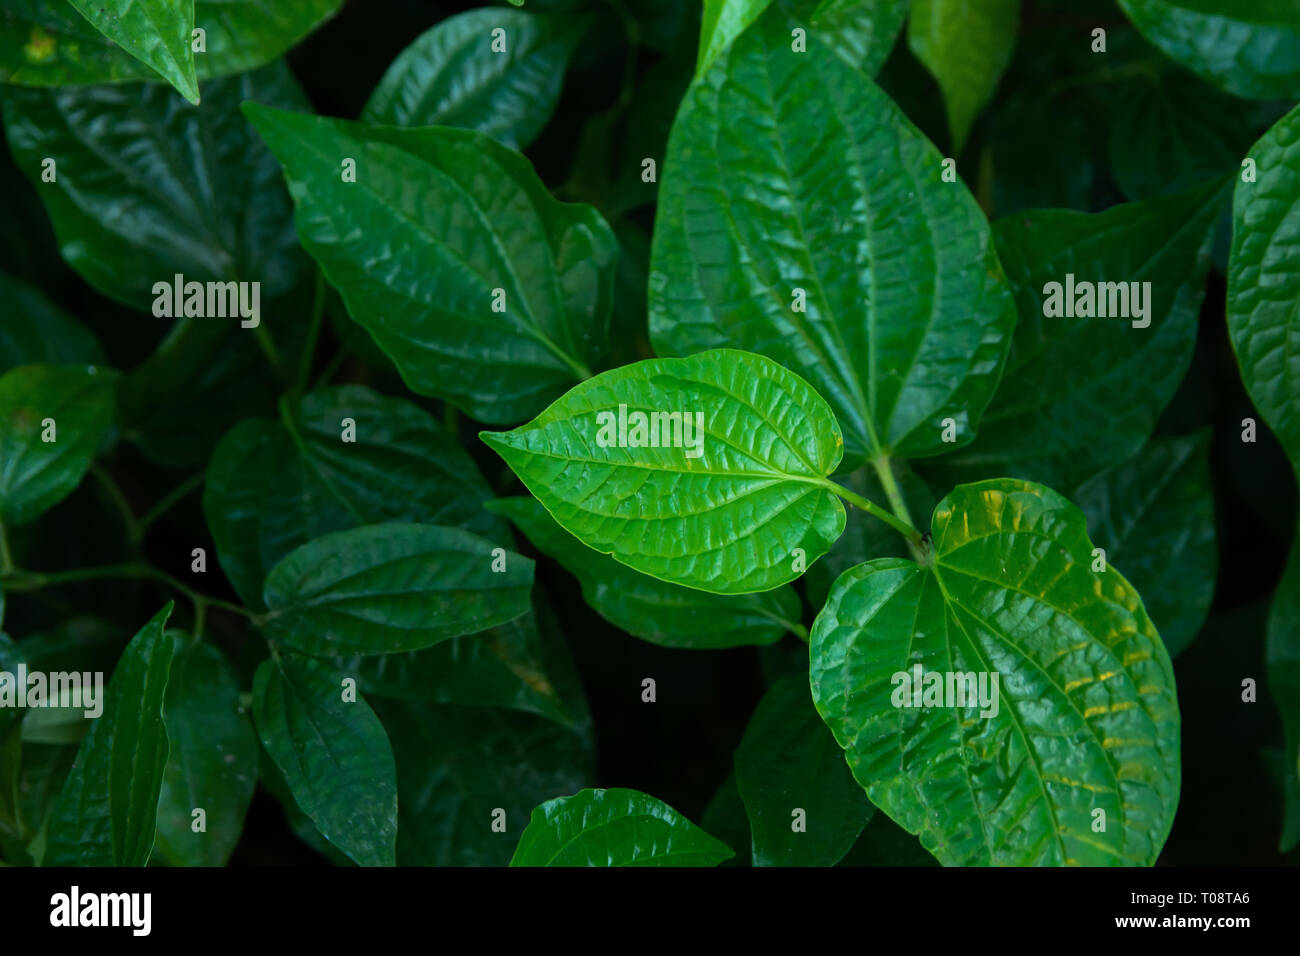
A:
788,622,809,644
90,465,139,543
869,455,928,563
313,349,348,390
0,521,12,574
297,268,327,394
132,473,203,546
253,322,284,382
0,562,256,622
819,477,920,543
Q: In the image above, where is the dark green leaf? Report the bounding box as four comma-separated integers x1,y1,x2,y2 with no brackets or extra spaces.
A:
0,274,103,372
1228,103,1300,470
362,8,584,149
154,638,258,867
490,496,802,648
261,523,533,656
510,787,734,866
1118,0,1300,101
0,364,117,526
810,0,908,76
650,2,1015,466
204,385,508,609
244,102,618,423
44,603,175,866
810,479,1181,865
376,698,591,866
1269,535,1300,852
1073,432,1217,657
700,771,751,865
925,177,1228,494
736,673,873,865
253,653,397,867
481,349,847,595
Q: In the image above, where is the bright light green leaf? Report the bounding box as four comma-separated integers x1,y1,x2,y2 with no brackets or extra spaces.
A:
204,385,508,609
244,102,618,424
510,787,734,866
0,364,117,526
925,177,1228,494
362,8,584,149
0,0,341,88
376,698,591,865
3,61,309,312
489,496,802,647
0,275,103,372
736,674,873,865
261,524,534,656
908,0,1020,152
1228,103,1300,470
253,654,397,867
697,0,772,77
1268,534,1300,852
650,4,1015,466
44,603,175,866
1073,432,1217,657
154,638,258,867
68,0,198,103
481,349,847,595
810,0,909,75
1118,0,1300,101
810,479,1181,866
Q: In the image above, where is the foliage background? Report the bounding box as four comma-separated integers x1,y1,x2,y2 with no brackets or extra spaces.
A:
0,0,1295,865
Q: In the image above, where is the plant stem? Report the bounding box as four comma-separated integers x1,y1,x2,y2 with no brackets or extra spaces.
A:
297,268,327,394
132,473,203,546
820,477,921,543
313,349,348,390
0,521,12,574
869,455,928,563
0,562,256,622
90,465,139,543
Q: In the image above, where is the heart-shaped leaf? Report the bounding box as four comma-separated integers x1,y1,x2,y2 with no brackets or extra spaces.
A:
261,523,534,656
490,496,802,647
810,478,1180,866
244,102,618,424
510,787,734,866
650,0,1015,466
481,349,847,595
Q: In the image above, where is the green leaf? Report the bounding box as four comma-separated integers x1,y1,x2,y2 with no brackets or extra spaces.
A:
376,698,591,865
810,479,1181,865
44,603,175,866
261,524,534,656
1073,432,1217,658
154,638,258,867
650,3,1015,466
697,0,772,77
68,0,198,104
1118,0,1300,101
907,0,1020,153
341,601,576,727
1228,103,1300,470
1107,73,1256,202
0,0,341,88
0,364,117,526
204,385,508,609
489,496,802,647
362,8,584,149
0,274,103,372
510,787,734,866
810,0,908,76
244,102,618,423
700,771,751,865
481,349,847,595
0,635,23,842
735,674,873,865
925,177,1228,494
3,61,309,312
1269,535,1300,852
253,654,397,867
